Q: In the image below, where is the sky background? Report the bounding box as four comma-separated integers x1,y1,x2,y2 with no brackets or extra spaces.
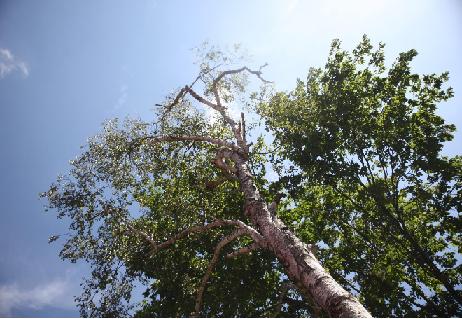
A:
0,0,461,316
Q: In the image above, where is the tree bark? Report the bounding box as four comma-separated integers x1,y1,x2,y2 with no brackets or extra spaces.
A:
161,65,372,317
230,150,372,317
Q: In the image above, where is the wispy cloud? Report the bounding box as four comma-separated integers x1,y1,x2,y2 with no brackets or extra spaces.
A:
0,276,74,316
0,48,29,79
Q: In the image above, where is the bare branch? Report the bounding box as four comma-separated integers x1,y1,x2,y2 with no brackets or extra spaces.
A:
156,65,272,158
185,86,240,130
185,86,223,111
192,229,248,317
157,63,223,110
208,65,272,150
166,86,189,109
155,65,271,158
225,242,261,259
128,218,263,256
212,65,273,90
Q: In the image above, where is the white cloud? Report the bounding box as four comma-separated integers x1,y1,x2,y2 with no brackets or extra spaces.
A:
0,276,74,316
0,48,29,79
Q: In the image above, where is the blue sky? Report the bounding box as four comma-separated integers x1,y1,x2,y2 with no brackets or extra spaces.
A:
0,0,461,316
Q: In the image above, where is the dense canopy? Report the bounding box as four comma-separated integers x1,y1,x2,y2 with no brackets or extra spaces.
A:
259,36,462,316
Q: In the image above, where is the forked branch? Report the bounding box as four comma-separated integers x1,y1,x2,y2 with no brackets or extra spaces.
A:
212,65,272,92
157,64,272,155
210,65,271,149
127,218,264,255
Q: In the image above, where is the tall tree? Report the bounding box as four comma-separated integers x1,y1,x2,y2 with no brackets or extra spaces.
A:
258,35,462,317
43,46,370,317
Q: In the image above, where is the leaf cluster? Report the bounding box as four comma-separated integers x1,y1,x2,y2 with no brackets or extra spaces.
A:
258,35,461,317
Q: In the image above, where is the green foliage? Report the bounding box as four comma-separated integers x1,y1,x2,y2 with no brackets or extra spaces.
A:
42,92,309,316
259,35,462,316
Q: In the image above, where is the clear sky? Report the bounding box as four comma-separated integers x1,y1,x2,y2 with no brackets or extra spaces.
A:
0,0,461,316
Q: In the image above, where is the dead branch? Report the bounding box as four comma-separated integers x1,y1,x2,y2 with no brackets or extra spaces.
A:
163,86,188,110
209,65,272,150
159,84,237,131
158,63,223,110
212,65,272,92
156,64,271,156
192,229,248,317
186,86,239,130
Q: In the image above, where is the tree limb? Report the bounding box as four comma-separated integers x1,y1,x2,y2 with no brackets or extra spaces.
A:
157,64,223,110
156,65,271,157
240,112,247,146
127,218,264,255
209,65,271,150
185,86,240,130
212,65,272,91
192,229,248,317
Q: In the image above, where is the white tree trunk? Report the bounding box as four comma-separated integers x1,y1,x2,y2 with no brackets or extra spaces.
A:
160,66,373,317
233,153,372,317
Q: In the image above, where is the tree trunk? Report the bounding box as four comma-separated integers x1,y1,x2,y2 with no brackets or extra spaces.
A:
161,65,372,316
233,152,372,317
